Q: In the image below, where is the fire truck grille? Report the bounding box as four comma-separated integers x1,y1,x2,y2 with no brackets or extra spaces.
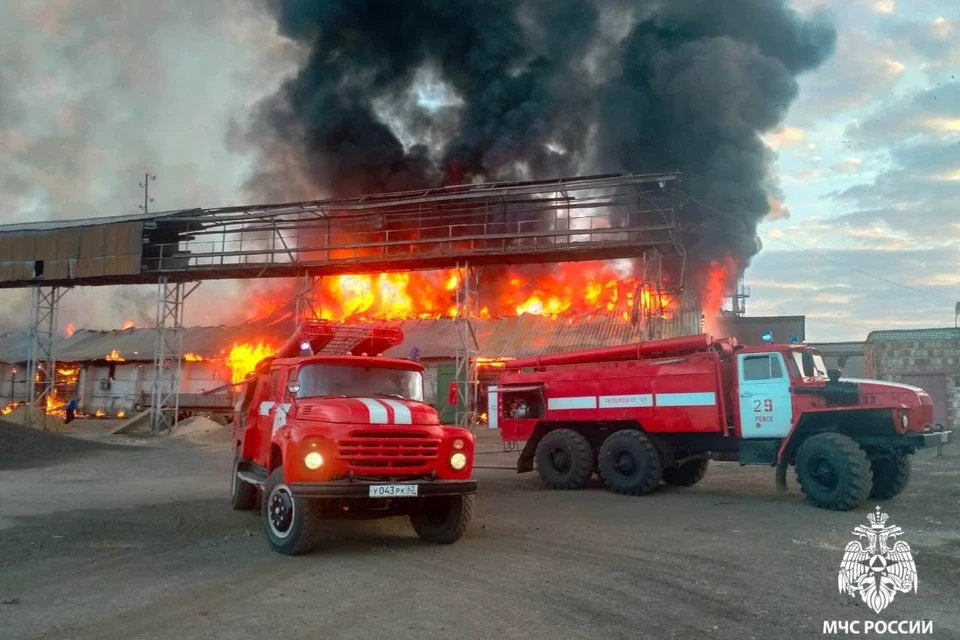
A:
338,433,441,470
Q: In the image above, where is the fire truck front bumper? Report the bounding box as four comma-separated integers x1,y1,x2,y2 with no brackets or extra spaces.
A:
910,428,952,449
290,479,478,499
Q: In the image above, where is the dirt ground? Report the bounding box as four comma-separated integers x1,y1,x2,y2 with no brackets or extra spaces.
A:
1,423,958,640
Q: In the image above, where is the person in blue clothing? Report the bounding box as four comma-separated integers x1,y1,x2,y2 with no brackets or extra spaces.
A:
65,398,78,424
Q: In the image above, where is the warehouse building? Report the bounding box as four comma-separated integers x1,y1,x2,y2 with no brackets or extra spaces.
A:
864,328,960,430
0,305,701,421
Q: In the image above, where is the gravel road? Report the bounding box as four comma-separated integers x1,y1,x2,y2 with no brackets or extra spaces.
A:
1,427,958,640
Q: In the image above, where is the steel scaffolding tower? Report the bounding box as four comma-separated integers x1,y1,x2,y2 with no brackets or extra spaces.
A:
150,278,199,433
454,262,481,429
27,286,66,426
295,272,321,330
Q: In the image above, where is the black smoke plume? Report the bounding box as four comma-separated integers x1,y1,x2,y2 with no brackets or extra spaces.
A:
247,0,836,285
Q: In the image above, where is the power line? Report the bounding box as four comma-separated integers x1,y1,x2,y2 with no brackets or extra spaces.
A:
681,193,957,305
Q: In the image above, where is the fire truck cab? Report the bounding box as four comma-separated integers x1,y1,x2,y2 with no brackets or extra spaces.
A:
491,334,951,511
231,321,476,555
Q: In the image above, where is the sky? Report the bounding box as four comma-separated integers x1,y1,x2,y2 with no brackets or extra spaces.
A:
0,0,957,341
749,0,959,340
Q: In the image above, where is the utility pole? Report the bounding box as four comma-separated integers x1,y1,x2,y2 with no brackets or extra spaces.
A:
139,173,156,214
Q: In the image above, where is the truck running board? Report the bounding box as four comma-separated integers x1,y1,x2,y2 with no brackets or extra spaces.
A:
738,439,781,466
236,461,267,488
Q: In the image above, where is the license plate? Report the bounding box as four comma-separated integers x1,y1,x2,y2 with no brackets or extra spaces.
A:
368,484,418,498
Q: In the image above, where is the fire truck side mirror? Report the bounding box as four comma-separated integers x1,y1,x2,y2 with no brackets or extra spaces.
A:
447,382,459,406
287,380,301,396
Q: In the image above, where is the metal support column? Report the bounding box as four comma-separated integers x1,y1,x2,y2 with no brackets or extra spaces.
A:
27,286,66,426
294,272,321,331
150,278,199,434
454,262,481,429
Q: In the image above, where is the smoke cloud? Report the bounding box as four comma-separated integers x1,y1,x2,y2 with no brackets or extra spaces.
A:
246,0,837,288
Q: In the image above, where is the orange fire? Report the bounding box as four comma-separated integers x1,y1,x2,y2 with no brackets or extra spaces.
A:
300,262,681,323
106,349,125,362
184,353,204,362
122,320,135,330
226,342,278,384
701,257,738,315
117,410,126,418
1,402,15,415
476,357,514,369
65,323,76,338
95,409,106,418
45,393,67,418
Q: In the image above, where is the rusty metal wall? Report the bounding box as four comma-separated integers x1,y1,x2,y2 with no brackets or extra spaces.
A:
0,221,143,285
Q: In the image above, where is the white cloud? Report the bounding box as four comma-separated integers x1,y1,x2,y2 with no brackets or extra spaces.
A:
872,0,896,14
831,157,864,175
746,247,960,340
762,126,806,150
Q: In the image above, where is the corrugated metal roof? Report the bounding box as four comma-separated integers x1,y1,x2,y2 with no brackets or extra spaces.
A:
0,208,198,234
0,313,674,363
865,328,960,343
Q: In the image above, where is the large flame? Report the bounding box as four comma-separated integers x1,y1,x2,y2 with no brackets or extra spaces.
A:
46,393,67,418
106,349,126,362
226,342,278,384
292,261,682,323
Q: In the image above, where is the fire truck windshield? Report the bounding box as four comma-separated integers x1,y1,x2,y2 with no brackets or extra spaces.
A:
296,364,424,401
792,350,828,379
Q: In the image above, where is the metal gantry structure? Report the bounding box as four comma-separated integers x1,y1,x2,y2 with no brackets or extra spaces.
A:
453,262,482,428
26,286,66,426
6,172,689,430
150,278,199,433
295,272,322,330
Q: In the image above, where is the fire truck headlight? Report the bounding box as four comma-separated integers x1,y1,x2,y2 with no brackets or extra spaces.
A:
450,452,467,471
304,451,324,470
900,414,909,429
452,438,465,450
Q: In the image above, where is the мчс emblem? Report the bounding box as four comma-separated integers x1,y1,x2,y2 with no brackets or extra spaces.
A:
838,506,918,614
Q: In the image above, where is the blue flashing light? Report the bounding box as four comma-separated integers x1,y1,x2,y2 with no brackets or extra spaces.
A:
790,336,800,344
761,331,774,344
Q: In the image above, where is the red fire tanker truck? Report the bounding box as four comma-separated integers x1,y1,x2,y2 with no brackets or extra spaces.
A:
487,334,951,511
230,321,477,555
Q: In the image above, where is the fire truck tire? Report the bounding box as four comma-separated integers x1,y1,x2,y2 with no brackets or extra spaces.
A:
534,429,595,490
410,494,474,544
869,455,911,500
795,433,872,511
662,459,709,487
230,448,258,511
261,467,320,555
597,429,663,496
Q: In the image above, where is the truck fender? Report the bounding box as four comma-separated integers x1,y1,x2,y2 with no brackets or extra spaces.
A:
517,423,551,473
777,412,816,466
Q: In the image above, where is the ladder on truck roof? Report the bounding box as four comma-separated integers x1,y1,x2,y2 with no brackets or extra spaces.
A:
297,321,405,356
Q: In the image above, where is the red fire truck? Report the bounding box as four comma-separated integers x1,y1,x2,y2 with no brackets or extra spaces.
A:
487,334,951,511
231,321,477,555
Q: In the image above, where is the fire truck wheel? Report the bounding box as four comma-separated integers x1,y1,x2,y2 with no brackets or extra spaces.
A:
869,454,911,500
261,467,320,555
795,433,872,511
410,495,474,544
230,448,258,511
534,429,595,490
597,429,663,496
662,459,709,487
